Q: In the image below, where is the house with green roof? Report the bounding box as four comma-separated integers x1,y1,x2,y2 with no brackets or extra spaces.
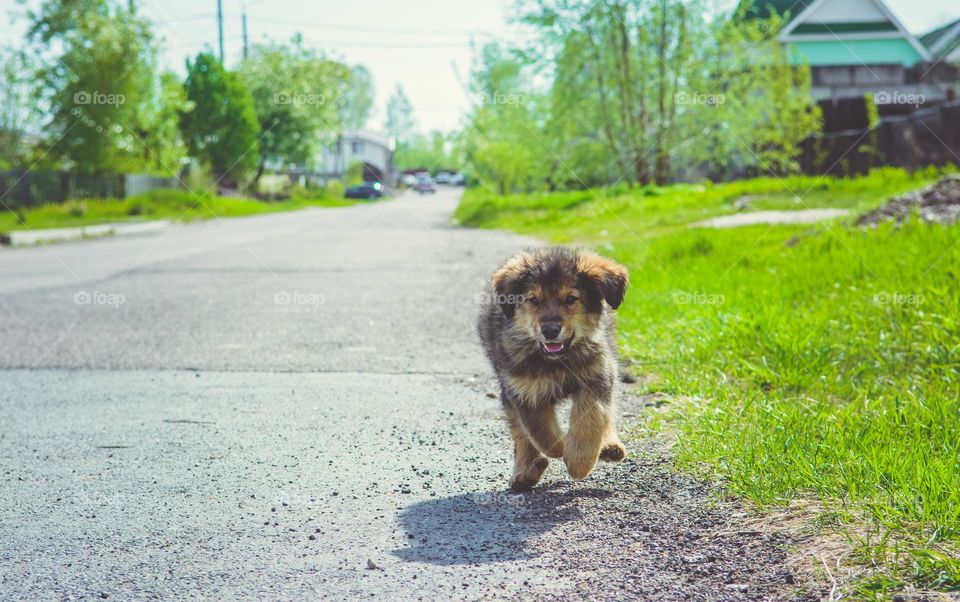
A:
922,18,960,63
739,0,959,130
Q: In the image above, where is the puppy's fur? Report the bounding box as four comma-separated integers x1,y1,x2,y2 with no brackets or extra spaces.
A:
478,247,629,491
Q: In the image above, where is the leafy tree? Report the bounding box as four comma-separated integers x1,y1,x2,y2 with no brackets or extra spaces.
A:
180,52,260,186
339,65,375,130
384,85,416,149
134,72,190,175
462,44,545,194
395,131,462,171
239,35,349,183
675,15,822,178
0,47,36,169
25,0,165,173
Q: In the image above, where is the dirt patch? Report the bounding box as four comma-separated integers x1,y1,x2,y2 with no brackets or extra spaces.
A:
692,209,849,229
857,175,960,226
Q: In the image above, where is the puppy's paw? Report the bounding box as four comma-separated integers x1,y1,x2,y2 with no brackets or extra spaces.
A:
599,442,627,463
509,457,549,491
563,448,598,480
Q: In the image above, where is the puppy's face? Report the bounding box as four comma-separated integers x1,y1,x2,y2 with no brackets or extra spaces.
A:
491,248,628,361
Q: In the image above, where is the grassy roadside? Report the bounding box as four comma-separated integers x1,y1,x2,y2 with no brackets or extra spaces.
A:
0,189,357,233
456,167,960,596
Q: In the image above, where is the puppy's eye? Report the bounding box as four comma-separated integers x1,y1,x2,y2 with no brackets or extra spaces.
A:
565,295,578,305
527,296,540,306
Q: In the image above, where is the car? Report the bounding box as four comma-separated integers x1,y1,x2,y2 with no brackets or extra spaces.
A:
400,173,417,187
450,172,466,186
345,181,384,200
413,175,436,194
434,171,452,184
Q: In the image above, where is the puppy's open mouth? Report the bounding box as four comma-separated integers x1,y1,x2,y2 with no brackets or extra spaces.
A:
540,339,571,358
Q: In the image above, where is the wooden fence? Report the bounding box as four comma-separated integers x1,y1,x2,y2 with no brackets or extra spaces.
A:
0,170,178,209
801,100,960,176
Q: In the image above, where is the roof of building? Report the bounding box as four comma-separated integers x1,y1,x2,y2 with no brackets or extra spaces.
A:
921,17,960,57
736,0,800,20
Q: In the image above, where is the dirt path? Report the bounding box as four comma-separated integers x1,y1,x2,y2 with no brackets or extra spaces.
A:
693,208,849,229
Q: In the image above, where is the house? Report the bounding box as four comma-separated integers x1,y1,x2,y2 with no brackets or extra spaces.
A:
317,130,395,185
922,18,960,63
740,0,959,130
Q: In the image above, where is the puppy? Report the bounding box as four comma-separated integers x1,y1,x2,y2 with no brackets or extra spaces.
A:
478,247,629,491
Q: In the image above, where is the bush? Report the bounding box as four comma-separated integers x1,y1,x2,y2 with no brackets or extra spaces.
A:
325,180,345,199
66,201,87,217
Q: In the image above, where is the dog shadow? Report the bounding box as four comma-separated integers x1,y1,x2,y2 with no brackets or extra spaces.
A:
393,483,613,565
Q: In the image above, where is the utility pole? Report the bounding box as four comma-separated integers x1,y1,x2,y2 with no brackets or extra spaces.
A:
217,0,224,64
242,9,249,60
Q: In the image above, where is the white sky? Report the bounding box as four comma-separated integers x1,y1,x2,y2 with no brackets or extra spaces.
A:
2,0,959,134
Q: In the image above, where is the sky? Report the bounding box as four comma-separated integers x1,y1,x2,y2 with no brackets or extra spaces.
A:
3,0,960,134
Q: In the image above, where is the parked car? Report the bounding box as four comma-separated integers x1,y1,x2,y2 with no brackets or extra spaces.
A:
414,175,436,194
345,181,384,200
434,171,452,184
400,173,417,187
450,172,466,186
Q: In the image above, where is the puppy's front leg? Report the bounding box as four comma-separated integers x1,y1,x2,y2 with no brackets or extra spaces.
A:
564,393,614,480
515,402,565,459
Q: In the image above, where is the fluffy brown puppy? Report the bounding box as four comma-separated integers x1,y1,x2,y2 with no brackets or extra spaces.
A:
477,247,629,491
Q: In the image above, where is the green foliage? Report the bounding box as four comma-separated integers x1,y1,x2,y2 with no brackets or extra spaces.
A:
462,44,545,195
25,0,176,173
180,52,260,185
0,47,36,168
455,168,960,591
239,35,349,175
384,85,415,149
395,131,462,171
345,161,365,186
461,1,823,190
339,65,375,130
0,188,353,233
325,180,345,199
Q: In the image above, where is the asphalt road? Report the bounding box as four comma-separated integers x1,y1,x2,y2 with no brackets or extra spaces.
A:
0,188,817,600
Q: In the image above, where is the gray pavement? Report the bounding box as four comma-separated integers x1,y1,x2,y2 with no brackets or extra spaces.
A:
0,188,818,600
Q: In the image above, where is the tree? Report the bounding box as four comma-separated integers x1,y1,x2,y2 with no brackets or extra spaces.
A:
384,85,416,149
180,52,260,186
339,65,375,130
240,35,349,183
462,44,545,194
0,47,36,169
25,0,167,173
674,14,822,178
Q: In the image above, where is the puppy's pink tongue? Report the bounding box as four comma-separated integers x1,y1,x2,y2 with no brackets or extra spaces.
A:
543,342,564,353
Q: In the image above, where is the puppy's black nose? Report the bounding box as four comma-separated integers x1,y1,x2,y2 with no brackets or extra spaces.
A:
541,323,561,340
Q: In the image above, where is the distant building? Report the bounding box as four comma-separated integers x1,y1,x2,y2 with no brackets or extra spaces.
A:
739,0,959,131
317,130,395,185
922,18,960,64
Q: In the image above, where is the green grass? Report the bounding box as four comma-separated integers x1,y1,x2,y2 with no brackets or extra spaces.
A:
0,188,356,233
457,167,960,595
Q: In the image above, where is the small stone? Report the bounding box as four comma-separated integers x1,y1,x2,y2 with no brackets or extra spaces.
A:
366,558,377,570
308,535,316,541
485,391,497,399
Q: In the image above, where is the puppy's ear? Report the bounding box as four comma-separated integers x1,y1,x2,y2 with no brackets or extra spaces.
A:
577,252,629,309
490,254,529,318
